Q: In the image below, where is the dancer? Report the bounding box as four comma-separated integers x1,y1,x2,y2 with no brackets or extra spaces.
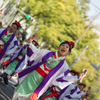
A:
0,39,39,85
39,69,87,100
0,40,27,85
12,39,82,100
57,83,90,100
0,20,21,62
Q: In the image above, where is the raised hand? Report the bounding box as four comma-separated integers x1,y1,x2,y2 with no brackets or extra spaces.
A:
25,33,39,43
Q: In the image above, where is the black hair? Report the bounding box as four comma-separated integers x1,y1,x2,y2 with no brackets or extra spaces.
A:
70,70,76,76
59,41,72,52
78,83,86,88
12,23,20,29
32,40,38,46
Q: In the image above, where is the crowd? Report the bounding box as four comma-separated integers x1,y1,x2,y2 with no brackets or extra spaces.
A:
0,9,91,100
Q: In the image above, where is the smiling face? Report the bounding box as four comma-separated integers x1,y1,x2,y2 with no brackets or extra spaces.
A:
78,85,85,92
70,72,76,76
58,43,70,57
9,24,18,33
32,41,36,45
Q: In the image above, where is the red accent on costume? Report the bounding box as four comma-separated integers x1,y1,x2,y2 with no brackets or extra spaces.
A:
43,63,51,72
5,32,7,35
0,44,4,52
0,44,5,46
40,86,59,100
54,52,57,59
40,94,57,100
16,57,21,61
18,71,21,73
36,67,47,78
30,91,38,100
0,49,3,53
2,60,10,65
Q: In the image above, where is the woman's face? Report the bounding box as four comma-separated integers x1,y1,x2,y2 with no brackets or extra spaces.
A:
70,72,75,76
78,85,85,91
32,41,36,46
58,43,70,57
9,24,17,33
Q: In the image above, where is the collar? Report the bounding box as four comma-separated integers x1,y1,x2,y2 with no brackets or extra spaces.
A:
55,51,65,59
5,30,13,36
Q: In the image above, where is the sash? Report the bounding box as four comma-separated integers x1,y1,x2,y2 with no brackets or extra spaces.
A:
30,59,65,100
0,29,8,38
15,55,25,70
18,52,55,78
0,29,16,60
4,45,27,67
57,85,70,100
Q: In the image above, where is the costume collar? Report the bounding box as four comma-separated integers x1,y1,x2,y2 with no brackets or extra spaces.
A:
55,51,65,59
5,30,13,36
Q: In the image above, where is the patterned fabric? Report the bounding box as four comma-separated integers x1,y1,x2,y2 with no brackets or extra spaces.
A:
15,54,61,97
57,84,82,100
1,34,12,43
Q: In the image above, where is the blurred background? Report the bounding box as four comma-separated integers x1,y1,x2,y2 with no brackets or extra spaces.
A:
0,0,100,99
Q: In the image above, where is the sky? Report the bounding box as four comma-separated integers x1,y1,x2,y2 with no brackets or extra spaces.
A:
84,0,100,51
86,0,100,34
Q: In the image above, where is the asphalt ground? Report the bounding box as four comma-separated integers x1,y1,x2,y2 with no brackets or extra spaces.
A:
0,80,14,100
0,64,15,100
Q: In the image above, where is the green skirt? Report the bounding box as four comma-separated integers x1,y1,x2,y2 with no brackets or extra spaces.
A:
15,70,44,97
5,59,19,74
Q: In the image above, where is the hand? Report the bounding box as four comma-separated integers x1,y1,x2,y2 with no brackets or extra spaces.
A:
79,72,86,83
25,33,39,43
79,69,88,79
82,68,88,77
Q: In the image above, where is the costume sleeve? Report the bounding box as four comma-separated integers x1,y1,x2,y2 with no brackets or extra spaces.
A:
52,62,78,89
25,42,51,65
63,93,81,100
58,84,82,100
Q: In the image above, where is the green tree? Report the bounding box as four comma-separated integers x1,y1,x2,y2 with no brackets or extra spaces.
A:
17,0,99,99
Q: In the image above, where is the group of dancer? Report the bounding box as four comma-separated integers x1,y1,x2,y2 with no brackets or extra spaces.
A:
0,20,91,100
